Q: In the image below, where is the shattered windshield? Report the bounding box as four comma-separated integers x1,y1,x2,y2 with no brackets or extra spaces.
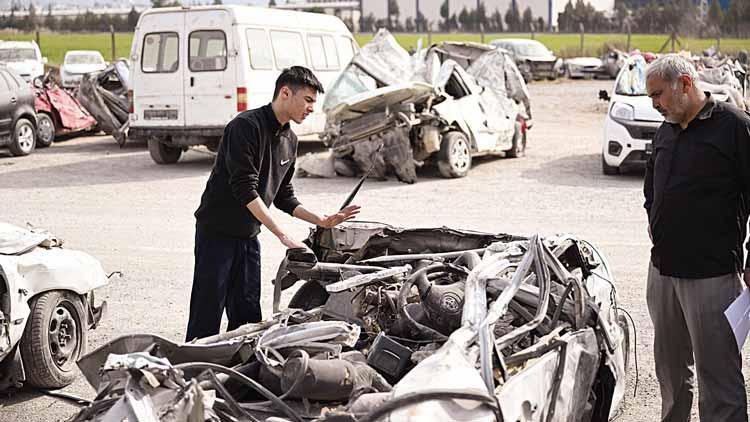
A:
0,48,37,62
514,41,550,57
66,53,104,65
616,56,647,96
323,63,378,111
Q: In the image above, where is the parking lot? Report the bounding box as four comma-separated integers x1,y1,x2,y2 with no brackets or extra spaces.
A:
1,78,747,421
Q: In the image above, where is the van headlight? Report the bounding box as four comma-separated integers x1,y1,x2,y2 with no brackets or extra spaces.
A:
610,102,635,121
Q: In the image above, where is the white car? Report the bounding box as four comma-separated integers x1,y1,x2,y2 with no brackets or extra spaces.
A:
0,41,46,82
60,50,107,88
0,223,107,390
565,57,603,79
601,55,662,175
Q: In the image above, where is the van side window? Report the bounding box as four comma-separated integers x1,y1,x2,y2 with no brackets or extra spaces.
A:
189,30,227,72
270,31,307,69
337,36,356,66
245,28,273,70
322,35,339,70
307,35,326,70
142,32,179,73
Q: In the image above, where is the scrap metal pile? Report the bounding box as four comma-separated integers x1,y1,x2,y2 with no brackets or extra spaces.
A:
300,30,532,183
75,59,130,146
71,222,631,422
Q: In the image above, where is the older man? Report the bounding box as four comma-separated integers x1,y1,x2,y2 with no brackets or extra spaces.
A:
644,54,750,421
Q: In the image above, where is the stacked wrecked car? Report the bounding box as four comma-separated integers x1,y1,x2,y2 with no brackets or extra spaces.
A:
308,30,532,183
71,220,631,422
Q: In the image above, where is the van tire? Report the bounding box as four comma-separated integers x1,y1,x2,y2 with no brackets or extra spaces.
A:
437,131,472,178
149,139,182,164
8,118,36,156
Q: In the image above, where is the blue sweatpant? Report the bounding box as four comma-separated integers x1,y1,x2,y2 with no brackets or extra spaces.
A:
185,226,262,341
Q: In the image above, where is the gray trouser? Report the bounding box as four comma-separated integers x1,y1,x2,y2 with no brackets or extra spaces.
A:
647,261,747,422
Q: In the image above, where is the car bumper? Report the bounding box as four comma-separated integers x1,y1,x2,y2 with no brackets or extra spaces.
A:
602,116,661,168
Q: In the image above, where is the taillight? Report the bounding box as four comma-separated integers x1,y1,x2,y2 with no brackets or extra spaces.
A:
127,90,134,114
237,87,247,112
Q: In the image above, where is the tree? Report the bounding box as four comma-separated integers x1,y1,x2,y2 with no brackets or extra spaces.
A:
458,6,471,30
504,2,520,32
387,0,399,29
268,0,276,6
405,16,415,32
213,0,222,4
127,6,140,30
475,2,487,32
440,0,450,30
416,10,426,32
491,8,503,32
22,3,37,31
537,17,545,32
521,6,533,32
707,0,722,29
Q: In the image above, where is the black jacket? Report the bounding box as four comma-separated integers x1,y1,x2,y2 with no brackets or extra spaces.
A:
644,94,750,278
195,104,301,238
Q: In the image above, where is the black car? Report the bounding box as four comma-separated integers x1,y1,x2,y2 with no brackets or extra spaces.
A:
0,65,37,156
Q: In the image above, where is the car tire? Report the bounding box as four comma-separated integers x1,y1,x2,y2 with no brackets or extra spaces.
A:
288,281,329,311
148,138,182,164
602,155,620,175
8,118,36,156
20,290,87,389
437,131,472,178
506,122,526,158
36,113,55,148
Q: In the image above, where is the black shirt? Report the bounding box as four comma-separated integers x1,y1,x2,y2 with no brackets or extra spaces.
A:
195,104,301,238
644,93,750,278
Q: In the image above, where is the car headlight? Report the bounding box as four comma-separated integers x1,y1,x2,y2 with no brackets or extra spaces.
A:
610,102,635,121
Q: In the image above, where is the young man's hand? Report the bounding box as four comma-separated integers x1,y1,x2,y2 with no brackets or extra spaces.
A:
318,205,361,229
278,234,307,250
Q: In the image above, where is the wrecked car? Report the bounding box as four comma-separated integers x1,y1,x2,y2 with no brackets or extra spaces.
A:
34,71,98,147
70,217,631,422
0,222,107,390
317,31,532,183
490,38,562,82
76,59,130,146
564,57,603,79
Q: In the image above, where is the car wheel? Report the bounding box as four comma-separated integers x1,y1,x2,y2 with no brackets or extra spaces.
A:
506,122,526,158
8,118,36,156
437,131,472,178
288,281,329,311
20,290,87,389
602,155,620,175
148,138,182,164
36,113,55,148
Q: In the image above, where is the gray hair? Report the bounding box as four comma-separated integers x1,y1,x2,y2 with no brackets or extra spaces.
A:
645,54,699,88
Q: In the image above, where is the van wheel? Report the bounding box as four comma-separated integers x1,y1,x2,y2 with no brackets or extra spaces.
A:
8,118,36,156
148,139,182,164
437,131,471,178
602,155,620,175
506,122,526,158
20,291,87,389
36,114,55,148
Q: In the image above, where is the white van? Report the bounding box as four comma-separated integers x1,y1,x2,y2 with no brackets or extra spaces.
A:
128,5,358,164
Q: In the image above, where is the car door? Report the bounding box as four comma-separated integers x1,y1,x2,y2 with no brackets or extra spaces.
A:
0,70,13,138
184,10,234,128
132,12,185,128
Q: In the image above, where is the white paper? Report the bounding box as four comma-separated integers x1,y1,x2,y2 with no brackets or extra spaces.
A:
724,288,750,351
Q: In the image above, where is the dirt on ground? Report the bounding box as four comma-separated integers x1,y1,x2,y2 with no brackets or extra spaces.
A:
0,78,745,421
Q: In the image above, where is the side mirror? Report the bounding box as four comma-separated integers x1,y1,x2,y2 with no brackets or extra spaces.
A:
32,77,43,89
598,90,611,102
42,57,48,64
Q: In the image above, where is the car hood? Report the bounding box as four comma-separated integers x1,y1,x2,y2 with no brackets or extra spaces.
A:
566,57,602,67
612,93,664,122
326,82,434,122
4,61,40,74
518,54,556,63
63,63,106,75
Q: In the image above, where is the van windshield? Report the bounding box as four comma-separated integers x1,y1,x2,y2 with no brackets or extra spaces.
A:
323,62,378,111
0,48,37,62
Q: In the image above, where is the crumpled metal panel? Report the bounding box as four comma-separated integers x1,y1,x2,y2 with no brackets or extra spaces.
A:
356,28,415,85
45,85,97,132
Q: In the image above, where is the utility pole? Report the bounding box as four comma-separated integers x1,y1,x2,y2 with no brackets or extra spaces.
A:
416,0,420,32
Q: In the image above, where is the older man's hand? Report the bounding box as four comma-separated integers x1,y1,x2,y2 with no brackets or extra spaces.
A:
318,205,361,229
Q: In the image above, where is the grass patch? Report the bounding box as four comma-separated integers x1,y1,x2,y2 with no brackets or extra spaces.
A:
1,31,746,66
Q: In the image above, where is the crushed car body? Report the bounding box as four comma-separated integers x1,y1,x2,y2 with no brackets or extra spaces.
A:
0,222,107,390
313,30,532,183
71,220,631,422
76,59,130,146
34,72,98,147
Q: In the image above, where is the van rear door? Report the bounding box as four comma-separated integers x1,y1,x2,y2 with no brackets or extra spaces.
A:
184,10,235,128
133,11,185,128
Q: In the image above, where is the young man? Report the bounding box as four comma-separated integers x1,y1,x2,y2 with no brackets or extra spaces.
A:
644,54,750,422
186,66,360,341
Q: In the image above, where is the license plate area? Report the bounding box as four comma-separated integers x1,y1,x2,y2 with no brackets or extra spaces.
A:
144,109,178,120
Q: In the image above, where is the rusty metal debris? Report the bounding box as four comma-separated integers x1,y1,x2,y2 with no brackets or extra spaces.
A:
72,219,631,422
299,30,532,183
